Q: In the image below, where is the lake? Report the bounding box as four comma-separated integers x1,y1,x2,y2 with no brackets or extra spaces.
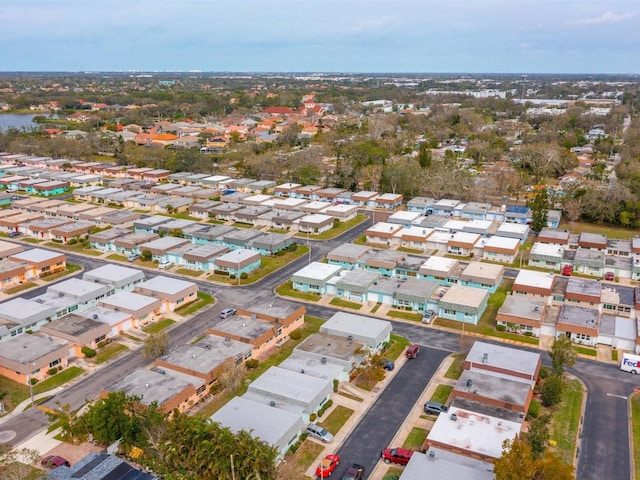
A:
0,113,44,131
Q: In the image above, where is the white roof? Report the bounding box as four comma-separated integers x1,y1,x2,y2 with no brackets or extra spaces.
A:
531,242,564,257
82,264,145,285
368,222,403,234
216,248,260,263
100,291,159,311
388,211,422,222
137,275,196,295
301,213,333,223
484,235,520,249
10,248,62,263
402,449,494,480
293,262,342,281
421,256,459,272
497,222,529,234
428,406,520,459
451,231,481,244
439,284,489,308
514,269,555,290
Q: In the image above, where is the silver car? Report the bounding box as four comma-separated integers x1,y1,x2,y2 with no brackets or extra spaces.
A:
306,423,333,443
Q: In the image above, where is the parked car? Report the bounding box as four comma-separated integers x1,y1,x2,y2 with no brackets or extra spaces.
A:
8,231,21,238
219,308,236,319
424,401,448,415
306,423,333,443
382,358,395,371
421,309,436,324
604,271,615,281
341,463,364,480
158,260,172,269
127,253,140,262
405,344,420,359
315,454,340,478
381,447,414,465
561,265,573,276
41,455,70,469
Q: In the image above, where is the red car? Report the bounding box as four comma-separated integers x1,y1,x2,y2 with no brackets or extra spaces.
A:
604,272,615,281
316,454,340,477
41,455,70,469
561,265,573,276
381,447,414,465
405,344,420,359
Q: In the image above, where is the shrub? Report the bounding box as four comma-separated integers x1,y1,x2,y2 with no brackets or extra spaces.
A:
240,272,248,280
317,408,326,417
213,269,229,276
82,346,97,358
541,374,564,407
524,331,533,336
29,378,38,385
47,368,58,376
289,330,302,340
245,359,259,369
383,475,401,480
496,324,506,332
96,339,111,349
333,379,339,393
322,399,333,409
57,365,62,371
68,238,77,245
527,399,541,419
230,274,236,280
538,367,549,380
309,413,317,422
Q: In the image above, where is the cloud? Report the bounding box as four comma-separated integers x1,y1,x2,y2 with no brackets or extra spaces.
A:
567,10,637,25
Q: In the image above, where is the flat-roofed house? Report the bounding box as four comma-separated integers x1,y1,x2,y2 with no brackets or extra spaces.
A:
210,396,305,461
299,214,334,234
0,333,70,384
365,222,403,246
512,269,555,298
496,295,546,337
292,262,342,294
89,228,132,252
418,256,462,284
40,314,111,357
0,259,26,291
482,235,520,263
538,228,571,245
397,226,433,252
320,311,392,353
0,213,45,234
351,190,379,207
50,221,93,243
556,304,599,346
564,277,601,308
79,307,136,336
8,248,66,279
327,243,371,270
274,182,302,197
99,291,162,327
579,232,607,250
134,275,198,312
528,242,564,271
452,368,534,414
375,193,403,210
0,239,25,259
447,231,480,257
401,449,494,480
573,248,605,277
362,249,406,276
214,248,261,276
138,237,191,262
437,284,489,325
113,232,160,256
459,262,504,293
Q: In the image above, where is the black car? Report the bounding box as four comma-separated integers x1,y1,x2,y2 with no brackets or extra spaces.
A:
382,358,395,371
342,463,364,480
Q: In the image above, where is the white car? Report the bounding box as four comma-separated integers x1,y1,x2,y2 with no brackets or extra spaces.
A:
158,260,172,269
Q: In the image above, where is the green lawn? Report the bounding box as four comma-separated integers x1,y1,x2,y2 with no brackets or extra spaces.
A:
174,292,215,316
384,467,405,479
142,318,175,334
3,282,37,295
430,385,453,404
559,220,638,240
106,253,128,262
444,354,465,379
631,394,640,480
41,263,82,282
93,343,129,364
550,379,584,464
383,334,412,361
402,427,429,451
397,247,425,254
33,366,85,394
329,297,363,310
278,440,324,479
387,310,423,322
174,268,205,277
22,238,43,244
318,406,354,435
275,280,322,301
44,242,103,256
575,346,597,357
371,302,382,313
0,377,30,412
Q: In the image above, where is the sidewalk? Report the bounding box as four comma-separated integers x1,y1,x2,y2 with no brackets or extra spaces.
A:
0,386,64,426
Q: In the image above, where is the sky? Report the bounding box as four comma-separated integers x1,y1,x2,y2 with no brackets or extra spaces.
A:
1,0,639,74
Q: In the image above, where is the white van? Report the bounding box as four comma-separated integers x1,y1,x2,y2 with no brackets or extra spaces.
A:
620,353,640,374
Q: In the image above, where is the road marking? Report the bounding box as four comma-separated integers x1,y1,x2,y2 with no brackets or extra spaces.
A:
606,393,627,399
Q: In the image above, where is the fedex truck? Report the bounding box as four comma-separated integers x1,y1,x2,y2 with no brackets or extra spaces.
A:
620,353,640,374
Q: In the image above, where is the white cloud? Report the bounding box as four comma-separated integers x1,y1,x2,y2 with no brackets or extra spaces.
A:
567,10,637,25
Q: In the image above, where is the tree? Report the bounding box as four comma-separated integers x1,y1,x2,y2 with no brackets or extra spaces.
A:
143,331,169,360
549,335,577,375
537,449,575,479
218,359,246,393
168,228,184,238
524,413,551,459
493,439,538,480
528,189,549,234
140,249,152,262
0,444,41,480
79,391,144,447
541,374,564,407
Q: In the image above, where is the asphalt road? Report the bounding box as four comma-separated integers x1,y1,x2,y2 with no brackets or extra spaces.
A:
331,346,450,480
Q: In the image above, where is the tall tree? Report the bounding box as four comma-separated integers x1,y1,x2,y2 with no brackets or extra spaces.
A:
143,331,169,360
549,335,577,375
528,189,549,234
493,439,538,480
524,413,551,459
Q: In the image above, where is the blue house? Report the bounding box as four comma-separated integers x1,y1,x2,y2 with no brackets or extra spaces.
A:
291,262,342,294
437,284,489,325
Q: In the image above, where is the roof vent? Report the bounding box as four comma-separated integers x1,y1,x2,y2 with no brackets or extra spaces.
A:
114,307,119,311
92,314,98,320
428,450,436,461
204,344,210,349
192,354,196,359
482,353,488,364
157,368,165,375
58,292,64,297
450,413,458,421
224,336,231,345
347,335,353,341
300,368,305,374
321,357,327,364
269,400,276,407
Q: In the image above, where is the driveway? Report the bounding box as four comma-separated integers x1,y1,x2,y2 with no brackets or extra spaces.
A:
331,345,450,479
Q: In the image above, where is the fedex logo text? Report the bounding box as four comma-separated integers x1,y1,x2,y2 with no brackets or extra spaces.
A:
623,358,639,368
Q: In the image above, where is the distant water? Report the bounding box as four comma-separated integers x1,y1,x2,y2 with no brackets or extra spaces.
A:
0,113,43,131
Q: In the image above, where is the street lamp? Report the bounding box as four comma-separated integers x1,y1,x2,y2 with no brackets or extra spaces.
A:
307,230,311,265
236,252,241,286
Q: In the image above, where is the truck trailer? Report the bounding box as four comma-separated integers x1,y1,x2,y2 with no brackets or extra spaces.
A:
620,352,640,374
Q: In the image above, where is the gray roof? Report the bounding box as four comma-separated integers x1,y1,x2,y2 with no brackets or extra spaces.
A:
105,368,204,406
574,248,605,268
394,277,439,302
0,297,56,324
160,335,251,374
327,243,371,262
566,277,602,298
401,449,495,480
335,268,380,293
48,452,155,480
82,264,145,288
456,369,532,407
136,275,196,296
466,341,540,377
558,304,599,328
